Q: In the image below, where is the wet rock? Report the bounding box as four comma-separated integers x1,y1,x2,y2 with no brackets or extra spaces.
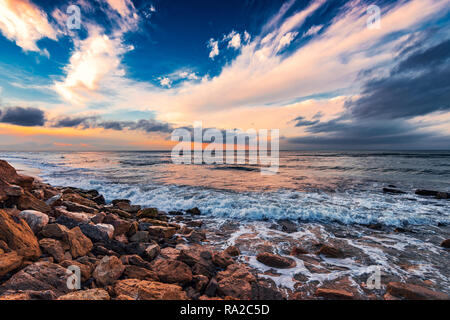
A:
0,209,41,260
62,201,97,214
316,244,347,258
18,210,49,233
152,259,193,285
186,207,201,215
315,288,355,299
0,251,23,277
93,256,125,286
92,195,106,205
66,226,93,258
62,193,99,209
39,238,65,263
123,265,159,281
114,279,187,300
383,188,406,194
212,251,234,268
137,208,159,219
278,219,297,233
58,288,110,300
103,214,131,236
0,262,70,296
114,201,140,213
185,230,206,243
251,278,284,300
290,246,309,256
387,282,449,300
441,239,450,248
224,246,240,257
256,252,296,269
45,194,61,206
216,264,256,300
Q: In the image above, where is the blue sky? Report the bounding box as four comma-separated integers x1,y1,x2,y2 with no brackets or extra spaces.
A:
0,0,449,150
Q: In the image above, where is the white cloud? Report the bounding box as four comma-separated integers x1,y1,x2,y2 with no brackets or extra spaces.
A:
303,25,322,37
276,32,298,52
159,77,172,88
208,38,219,59
0,0,57,53
225,31,241,49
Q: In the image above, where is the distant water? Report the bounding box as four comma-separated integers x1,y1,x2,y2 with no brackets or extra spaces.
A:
2,151,450,227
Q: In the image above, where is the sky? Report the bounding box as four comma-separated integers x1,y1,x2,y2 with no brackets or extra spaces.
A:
0,0,449,151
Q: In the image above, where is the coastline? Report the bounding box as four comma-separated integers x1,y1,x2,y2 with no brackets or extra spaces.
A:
0,159,449,300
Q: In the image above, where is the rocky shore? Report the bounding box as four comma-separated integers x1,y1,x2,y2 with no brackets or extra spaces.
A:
0,159,449,300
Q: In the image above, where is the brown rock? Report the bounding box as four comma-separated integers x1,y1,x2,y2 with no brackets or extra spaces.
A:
54,207,91,223
256,252,296,269
316,244,346,258
0,262,70,296
17,191,51,213
387,282,449,300
123,265,159,281
39,238,65,262
93,256,125,286
114,279,187,300
18,210,49,233
0,209,41,260
120,254,152,269
62,201,97,214
66,226,93,258
60,260,92,282
0,179,23,201
152,259,193,285
91,212,106,224
441,239,450,248
216,264,256,300
212,251,234,268
63,193,99,209
40,223,70,240
57,288,110,300
185,230,206,243
315,288,355,300
0,251,23,277
145,243,160,260
224,246,240,257
290,246,309,256
103,214,131,236
147,226,176,239
137,208,159,219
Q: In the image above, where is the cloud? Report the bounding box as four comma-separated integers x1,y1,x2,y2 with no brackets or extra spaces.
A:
208,38,219,60
292,116,319,127
276,31,298,52
225,31,241,50
102,0,139,31
0,0,57,53
0,106,46,126
303,25,322,37
159,77,172,88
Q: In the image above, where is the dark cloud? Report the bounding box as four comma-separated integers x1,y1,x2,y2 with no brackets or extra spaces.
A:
288,37,450,149
53,116,97,128
0,107,46,126
293,116,319,127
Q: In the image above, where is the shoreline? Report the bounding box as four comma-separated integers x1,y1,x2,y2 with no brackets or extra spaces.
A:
0,159,449,300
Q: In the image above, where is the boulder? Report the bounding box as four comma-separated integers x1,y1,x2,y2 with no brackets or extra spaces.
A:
256,252,296,269
93,256,125,286
40,223,70,240
137,208,159,219
91,212,106,224
62,193,99,209
316,244,347,258
78,223,113,242
0,179,23,201
103,214,131,236
61,201,97,214
145,243,160,260
0,289,57,300
129,231,149,242
387,282,449,300
54,207,91,223
0,209,41,260
0,262,70,296
114,279,187,300
120,254,152,269
66,226,93,258
39,238,65,262
123,265,159,281
17,191,51,213
212,251,234,268
186,207,201,215
441,239,450,248
315,288,355,299
216,264,256,300
0,251,23,277
152,259,193,285
224,246,240,257
57,288,110,300
18,210,49,233
147,226,177,239
60,260,92,282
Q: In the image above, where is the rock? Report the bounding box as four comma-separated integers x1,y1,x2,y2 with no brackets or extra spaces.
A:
290,246,309,256
18,210,49,233
137,208,159,219
91,212,106,224
66,226,93,258
278,219,297,233
55,207,91,223
152,259,193,285
147,226,177,239
185,230,206,243
114,279,187,300
315,288,355,299
112,199,131,205
39,238,65,262
93,256,125,286
0,289,57,300
78,223,112,242
316,244,347,258
387,282,449,300
62,193,99,209
61,201,97,214
212,251,234,268
0,209,41,260
224,246,240,257
441,239,450,248
55,215,82,229
123,265,159,281
103,214,131,236
45,194,61,206
120,254,152,269
92,195,106,205
415,189,438,196
216,264,256,300
436,192,449,199
193,275,209,292
252,278,284,300
383,187,406,194
186,207,201,215
40,223,69,240
129,231,149,242
58,288,110,300
114,201,140,213
17,191,51,213
0,251,23,277
0,179,23,201
0,262,70,296
145,243,160,260
256,252,296,269
60,260,92,282
204,278,218,297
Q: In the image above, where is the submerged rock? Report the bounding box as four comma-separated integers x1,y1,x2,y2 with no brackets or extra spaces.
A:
256,252,296,269
387,282,449,300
